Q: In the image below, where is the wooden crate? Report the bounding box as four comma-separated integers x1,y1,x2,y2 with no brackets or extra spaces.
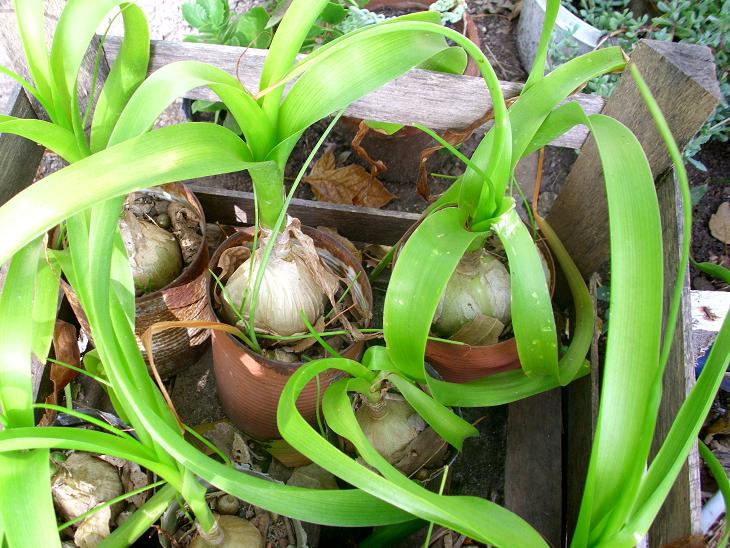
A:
0,4,722,544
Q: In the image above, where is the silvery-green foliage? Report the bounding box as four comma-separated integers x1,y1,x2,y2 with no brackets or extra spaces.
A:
336,7,387,33
429,0,467,24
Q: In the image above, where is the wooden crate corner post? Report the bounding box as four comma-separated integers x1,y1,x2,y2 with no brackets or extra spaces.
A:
547,39,721,546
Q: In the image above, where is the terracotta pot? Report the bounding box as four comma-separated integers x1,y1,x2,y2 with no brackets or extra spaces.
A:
207,226,373,441
338,0,483,183
396,218,556,383
63,184,214,379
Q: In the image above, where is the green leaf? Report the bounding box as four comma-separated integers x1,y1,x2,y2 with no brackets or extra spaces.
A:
427,361,590,407
0,239,43,428
259,0,331,121
90,3,150,152
523,0,560,91
386,372,478,449
278,24,456,140
418,46,468,75
319,3,347,24
0,124,255,267
49,0,134,135
698,441,730,547
572,114,664,545
31,250,61,362
200,0,227,28
365,120,403,135
190,99,225,113
11,0,54,119
110,60,274,158
0,116,83,163
0,450,60,548
0,427,179,481
234,7,271,49
692,259,730,284
690,183,709,207
492,205,558,379
464,48,625,225
278,358,548,546
98,484,178,547
383,207,483,381
614,315,730,544
182,2,209,30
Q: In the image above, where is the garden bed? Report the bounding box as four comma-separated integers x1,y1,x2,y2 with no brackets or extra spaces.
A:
0,0,727,546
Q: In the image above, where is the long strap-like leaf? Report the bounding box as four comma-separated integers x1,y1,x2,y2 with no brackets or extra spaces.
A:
278,358,548,546
90,3,150,151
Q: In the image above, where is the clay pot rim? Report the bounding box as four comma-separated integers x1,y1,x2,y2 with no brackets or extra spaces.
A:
397,212,557,352
206,225,373,372
135,183,208,304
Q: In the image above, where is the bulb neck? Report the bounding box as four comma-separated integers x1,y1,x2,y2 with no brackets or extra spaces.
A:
364,397,389,421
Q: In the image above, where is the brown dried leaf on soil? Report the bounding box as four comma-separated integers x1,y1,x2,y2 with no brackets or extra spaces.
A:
304,150,396,208
709,202,730,244
40,320,81,426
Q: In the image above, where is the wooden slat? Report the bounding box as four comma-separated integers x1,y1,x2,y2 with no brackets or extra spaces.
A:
504,389,563,546
650,171,702,545
548,40,720,546
548,40,722,276
189,184,419,245
0,86,45,206
103,36,604,149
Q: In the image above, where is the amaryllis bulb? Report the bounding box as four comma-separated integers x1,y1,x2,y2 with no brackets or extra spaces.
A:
432,249,511,338
190,515,263,548
119,211,182,294
222,218,339,337
355,395,425,463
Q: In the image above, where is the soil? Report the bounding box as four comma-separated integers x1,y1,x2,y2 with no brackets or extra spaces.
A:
688,140,730,291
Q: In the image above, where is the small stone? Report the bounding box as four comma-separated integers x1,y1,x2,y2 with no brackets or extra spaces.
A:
156,213,171,229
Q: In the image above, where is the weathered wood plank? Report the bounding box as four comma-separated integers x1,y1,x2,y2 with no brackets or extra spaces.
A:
649,171,702,546
0,86,45,206
548,39,721,275
550,38,719,545
505,389,563,546
188,184,419,245
103,36,603,149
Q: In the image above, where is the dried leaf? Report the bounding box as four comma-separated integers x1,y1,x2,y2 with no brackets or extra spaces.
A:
362,244,391,268
120,462,149,508
218,246,251,282
709,202,730,244
449,314,505,346
304,151,396,208
40,320,81,426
